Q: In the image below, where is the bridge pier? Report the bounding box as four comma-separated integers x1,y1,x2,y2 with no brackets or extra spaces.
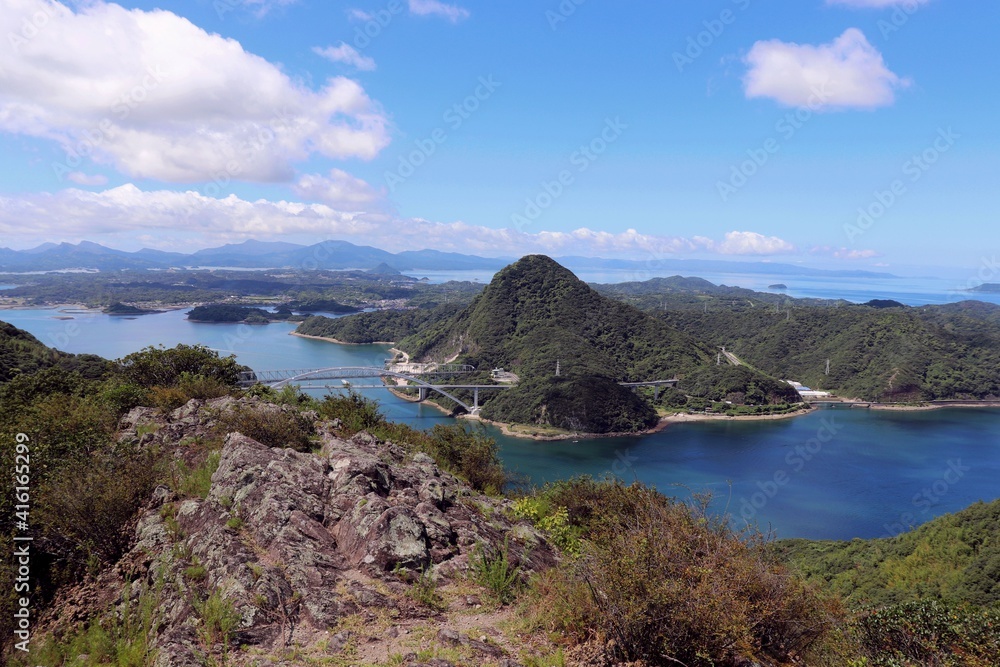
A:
473,387,480,410
418,387,428,401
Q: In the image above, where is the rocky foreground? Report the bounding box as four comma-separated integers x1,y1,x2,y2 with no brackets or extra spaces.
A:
39,397,573,667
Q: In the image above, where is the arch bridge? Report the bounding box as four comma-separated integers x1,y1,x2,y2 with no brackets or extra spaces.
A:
237,366,506,414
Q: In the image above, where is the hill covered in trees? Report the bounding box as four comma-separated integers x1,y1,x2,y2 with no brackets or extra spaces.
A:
777,497,1000,609
0,321,108,383
392,255,798,432
659,299,1000,401
297,303,462,343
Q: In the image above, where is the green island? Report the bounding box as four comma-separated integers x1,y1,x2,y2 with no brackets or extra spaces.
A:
296,256,1000,435
1,319,998,666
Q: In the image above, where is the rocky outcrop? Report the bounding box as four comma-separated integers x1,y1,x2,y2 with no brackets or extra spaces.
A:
101,398,556,665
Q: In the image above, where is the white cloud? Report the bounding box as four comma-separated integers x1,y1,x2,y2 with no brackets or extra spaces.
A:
0,0,390,183
743,29,907,110
0,186,800,260
347,9,374,21
292,169,384,209
826,0,930,7
234,0,298,18
66,171,109,186
408,0,470,23
714,231,796,255
313,43,376,71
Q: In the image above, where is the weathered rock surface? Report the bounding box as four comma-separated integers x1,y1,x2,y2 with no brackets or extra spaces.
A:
97,397,556,665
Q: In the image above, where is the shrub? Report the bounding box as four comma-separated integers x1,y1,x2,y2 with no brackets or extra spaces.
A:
36,447,160,571
512,497,580,555
116,344,244,389
96,381,150,417
529,480,837,666
216,404,314,451
853,601,1000,666
424,423,507,495
316,390,386,433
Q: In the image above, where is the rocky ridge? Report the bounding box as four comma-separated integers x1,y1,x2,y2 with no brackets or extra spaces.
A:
41,397,560,667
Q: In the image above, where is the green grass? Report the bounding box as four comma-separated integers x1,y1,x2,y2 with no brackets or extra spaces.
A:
14,577,161,667
469,537,521,605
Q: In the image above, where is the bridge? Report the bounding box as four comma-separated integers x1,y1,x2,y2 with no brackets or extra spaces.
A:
237,366,507,415
238,366,680,413
618,379,678,401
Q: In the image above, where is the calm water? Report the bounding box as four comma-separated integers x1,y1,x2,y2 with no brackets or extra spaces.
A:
3,306,999,541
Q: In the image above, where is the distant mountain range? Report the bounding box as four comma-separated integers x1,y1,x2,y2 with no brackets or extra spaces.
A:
0,239,896,279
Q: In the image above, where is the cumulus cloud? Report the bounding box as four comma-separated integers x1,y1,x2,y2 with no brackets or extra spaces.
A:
0,0,390,183
292,169,385,209
408,0,470,22
743,29,907,110
0,186,800,259
713,231,796,255
826,0,929,7
314,43,376,71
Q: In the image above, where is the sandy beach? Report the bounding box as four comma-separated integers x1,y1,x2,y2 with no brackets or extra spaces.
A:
289,331,396,345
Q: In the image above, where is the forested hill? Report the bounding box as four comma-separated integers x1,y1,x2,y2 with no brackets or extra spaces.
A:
777,497,1000,609
0,321,108,383
659,299,1000,401
387,256,796,432
401,254,712,381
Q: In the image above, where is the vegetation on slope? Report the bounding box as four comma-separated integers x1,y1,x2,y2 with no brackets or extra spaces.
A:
0,320,109,383
776,498,1000,609
659,300,1000,401
2,320,999,666
396,256,723,432
187,303,289,323
296,303,462,343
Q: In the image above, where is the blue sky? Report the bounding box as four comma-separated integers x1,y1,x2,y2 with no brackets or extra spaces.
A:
0,0,996,276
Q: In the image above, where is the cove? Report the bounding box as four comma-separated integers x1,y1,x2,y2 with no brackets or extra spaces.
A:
3,306,999,541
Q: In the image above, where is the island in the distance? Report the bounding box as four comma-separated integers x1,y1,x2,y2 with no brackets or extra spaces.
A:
103,302,161,315
768,283,788,289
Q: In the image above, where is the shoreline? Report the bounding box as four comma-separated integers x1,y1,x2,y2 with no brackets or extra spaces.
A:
869,400,1000,411
459,406,817,442
289,331,396,345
